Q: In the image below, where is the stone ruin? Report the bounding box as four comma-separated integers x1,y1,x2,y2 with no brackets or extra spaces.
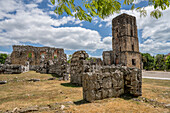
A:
82,66,142,102
70,13,142,102
36,57,68,80
0,45,68,77
1,45,68,77
0,13,142,102
0,55,30,74
103,13,142,69
102,51,114,65
11,45,64,66
0,61,29,74
69,50,142,102
70,51,103,85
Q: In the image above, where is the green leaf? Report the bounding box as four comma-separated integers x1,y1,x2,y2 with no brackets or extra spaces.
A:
150,9,163,19
50,0,170,22
51,0,55,5
131,4,135,10
63,4,73,16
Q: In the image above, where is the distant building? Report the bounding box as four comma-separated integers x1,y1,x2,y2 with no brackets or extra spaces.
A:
11,45,66,66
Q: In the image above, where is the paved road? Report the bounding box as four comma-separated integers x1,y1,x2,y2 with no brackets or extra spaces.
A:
142,71,170,80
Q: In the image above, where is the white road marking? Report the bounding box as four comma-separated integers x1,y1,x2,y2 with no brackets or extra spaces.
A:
143,76,170,80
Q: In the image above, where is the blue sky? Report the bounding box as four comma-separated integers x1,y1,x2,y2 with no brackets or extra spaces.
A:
0,0,170,58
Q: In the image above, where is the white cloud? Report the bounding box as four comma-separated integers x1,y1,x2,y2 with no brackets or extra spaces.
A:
99,24,102,27
2,0,169,55
0,51,9,54
80,23,83,26
140,41,170,55
34,0,43,3
102,6,170,55
0,0,111,52
0,0,21,13
93,17,99,24
89,55,102,59
133,0,148,4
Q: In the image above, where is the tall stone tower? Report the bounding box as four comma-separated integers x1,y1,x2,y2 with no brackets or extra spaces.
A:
112,13,141,69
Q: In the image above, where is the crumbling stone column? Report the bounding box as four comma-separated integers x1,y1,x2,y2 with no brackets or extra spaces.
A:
70,51,103,86
70,51,89,85
124,68,142,96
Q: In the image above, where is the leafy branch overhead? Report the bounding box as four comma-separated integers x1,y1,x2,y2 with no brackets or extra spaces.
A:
51,0,170,22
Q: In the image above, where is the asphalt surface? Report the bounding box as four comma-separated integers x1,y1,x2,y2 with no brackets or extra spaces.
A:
142,71,170,80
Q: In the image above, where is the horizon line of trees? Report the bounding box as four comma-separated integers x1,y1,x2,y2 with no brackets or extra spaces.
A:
141,53,170,71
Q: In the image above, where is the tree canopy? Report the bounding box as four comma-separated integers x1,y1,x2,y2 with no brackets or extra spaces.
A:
141,53,170,71
141,53,154,70
0,53,8,64
155,54,165,70
165,55,170,70
50,0,170,22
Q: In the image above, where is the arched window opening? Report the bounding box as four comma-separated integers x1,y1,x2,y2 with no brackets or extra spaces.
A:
28,53,32,58
54,54,57,59
41,54,45,59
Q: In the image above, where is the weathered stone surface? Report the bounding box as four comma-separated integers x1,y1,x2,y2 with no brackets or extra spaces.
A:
103,51,114,65
36,56,68,77
0,64,28,74
101,13,142,69
70,51,103,86
82,66,142,102
10,45,66,68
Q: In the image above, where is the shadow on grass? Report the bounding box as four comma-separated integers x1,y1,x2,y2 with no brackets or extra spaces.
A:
60,83,81,88
51,74,62,78
120,93,138,100
74,99,89,105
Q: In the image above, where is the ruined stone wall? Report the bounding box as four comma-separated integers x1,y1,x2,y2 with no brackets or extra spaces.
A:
36,54,67,76
103,51,114,65
11,45,66,68
112,13,141,69
70,51,103,86
70,51,89,85
124,52,141,69
0,64,28,74
82,66,142,102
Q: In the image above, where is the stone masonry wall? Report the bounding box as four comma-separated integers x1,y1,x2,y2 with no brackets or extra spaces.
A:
70,51,103,86
11,45,66,69
103,51,114,65
112,13,141,69
36,54,67,77
82,66,142,102
0,64,28,74
70,51,89,85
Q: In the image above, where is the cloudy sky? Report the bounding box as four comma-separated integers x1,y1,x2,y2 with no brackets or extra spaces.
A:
0,0,169,57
